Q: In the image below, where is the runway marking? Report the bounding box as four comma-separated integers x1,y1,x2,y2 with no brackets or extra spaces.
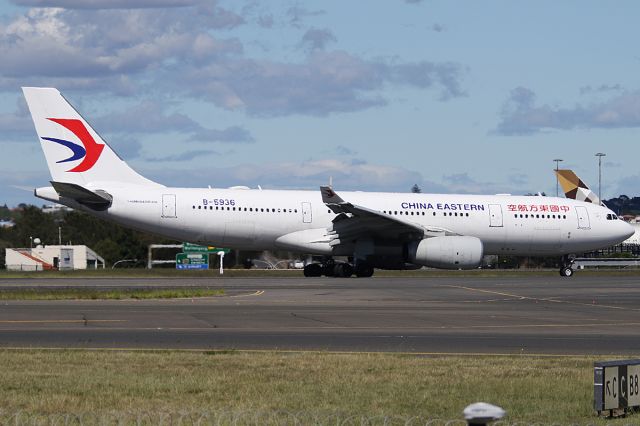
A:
444,285,640,312
229,290,265,298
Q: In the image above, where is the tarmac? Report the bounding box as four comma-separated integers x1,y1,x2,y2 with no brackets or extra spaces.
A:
1,274,640,354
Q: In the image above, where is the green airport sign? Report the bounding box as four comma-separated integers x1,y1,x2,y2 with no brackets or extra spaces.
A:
182,243,230,254
176,252,209,270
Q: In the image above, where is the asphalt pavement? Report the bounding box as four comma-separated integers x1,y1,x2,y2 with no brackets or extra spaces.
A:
0,275,639,354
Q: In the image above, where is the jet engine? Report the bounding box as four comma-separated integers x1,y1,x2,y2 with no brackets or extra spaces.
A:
407,236,483,270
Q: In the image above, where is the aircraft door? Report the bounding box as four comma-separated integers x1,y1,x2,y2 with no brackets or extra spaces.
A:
302,202,312,223
576,206,590,229
162,194,177,218
488,204,503,227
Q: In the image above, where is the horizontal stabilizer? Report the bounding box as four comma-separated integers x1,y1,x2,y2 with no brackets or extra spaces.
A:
51,181,112,210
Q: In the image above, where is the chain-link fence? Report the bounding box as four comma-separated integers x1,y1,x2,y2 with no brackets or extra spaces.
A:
0,410,635,426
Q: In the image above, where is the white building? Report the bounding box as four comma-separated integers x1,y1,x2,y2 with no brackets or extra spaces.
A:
5,245,105,271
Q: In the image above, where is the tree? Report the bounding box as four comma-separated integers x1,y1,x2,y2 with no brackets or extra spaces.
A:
12,206,57,247
411,184,422,193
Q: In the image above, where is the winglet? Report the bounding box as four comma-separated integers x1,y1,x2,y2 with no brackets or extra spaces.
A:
320,186,348,213
555,169,600,205
320,186,345,204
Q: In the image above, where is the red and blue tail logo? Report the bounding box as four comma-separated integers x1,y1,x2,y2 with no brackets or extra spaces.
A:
41,118,104,172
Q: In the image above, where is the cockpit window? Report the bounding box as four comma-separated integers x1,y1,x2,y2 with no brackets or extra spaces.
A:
606,213,620,220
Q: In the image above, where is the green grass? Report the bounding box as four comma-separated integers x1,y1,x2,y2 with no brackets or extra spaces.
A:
0,288,224,300
0,349,633,424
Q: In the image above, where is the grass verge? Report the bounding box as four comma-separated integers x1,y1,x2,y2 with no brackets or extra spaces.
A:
0,349,631,424
0,288,224,300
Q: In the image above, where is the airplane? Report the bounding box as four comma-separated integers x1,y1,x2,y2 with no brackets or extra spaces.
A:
22,87,634,278
555,169,600,205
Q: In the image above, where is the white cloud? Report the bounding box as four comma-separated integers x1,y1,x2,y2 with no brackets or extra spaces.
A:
0,97,32,139
12,0,204,9
92,100,254,143
286,6,325,28
442,172,526,195
144,158,429,192
496,86,640,135
146,149,218,162
300,28,336,52
0,6,466,117
175,49,466,116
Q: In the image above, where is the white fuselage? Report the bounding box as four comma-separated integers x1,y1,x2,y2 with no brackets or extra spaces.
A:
80,186,632,257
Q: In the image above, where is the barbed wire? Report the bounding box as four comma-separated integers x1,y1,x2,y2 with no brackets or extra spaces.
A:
0,410,635,426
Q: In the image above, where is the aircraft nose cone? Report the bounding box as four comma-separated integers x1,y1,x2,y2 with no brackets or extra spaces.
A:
621,221,635,240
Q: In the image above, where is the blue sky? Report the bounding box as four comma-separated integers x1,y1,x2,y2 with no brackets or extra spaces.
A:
1,0,639,206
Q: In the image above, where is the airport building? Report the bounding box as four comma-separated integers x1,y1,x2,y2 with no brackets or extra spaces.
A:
5,245,105,271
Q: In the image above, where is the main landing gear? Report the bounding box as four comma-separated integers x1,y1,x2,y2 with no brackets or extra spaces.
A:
303,259,374,278
559,255,575,277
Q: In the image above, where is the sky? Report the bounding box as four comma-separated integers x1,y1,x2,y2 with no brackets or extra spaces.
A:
0,0,639,206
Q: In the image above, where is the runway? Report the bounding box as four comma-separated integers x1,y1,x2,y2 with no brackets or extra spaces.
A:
1,275,640,355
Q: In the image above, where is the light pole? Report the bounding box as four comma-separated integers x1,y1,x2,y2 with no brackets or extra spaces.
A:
553,158,563,197
595,153,606,202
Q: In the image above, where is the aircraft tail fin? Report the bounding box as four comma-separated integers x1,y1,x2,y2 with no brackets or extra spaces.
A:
22,87,161,188
555,169,600,205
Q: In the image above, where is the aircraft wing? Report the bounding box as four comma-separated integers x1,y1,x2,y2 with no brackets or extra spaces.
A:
320,186,455,246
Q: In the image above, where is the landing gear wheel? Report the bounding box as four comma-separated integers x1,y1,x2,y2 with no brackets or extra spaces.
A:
303,263,322,277
322,259,336,277
334,263,353,278
559,267,574,277
355,263,374,278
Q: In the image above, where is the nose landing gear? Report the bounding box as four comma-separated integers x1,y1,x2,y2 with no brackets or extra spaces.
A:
559,255,575,277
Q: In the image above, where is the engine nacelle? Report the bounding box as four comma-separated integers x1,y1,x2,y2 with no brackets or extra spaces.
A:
407,236,484,270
